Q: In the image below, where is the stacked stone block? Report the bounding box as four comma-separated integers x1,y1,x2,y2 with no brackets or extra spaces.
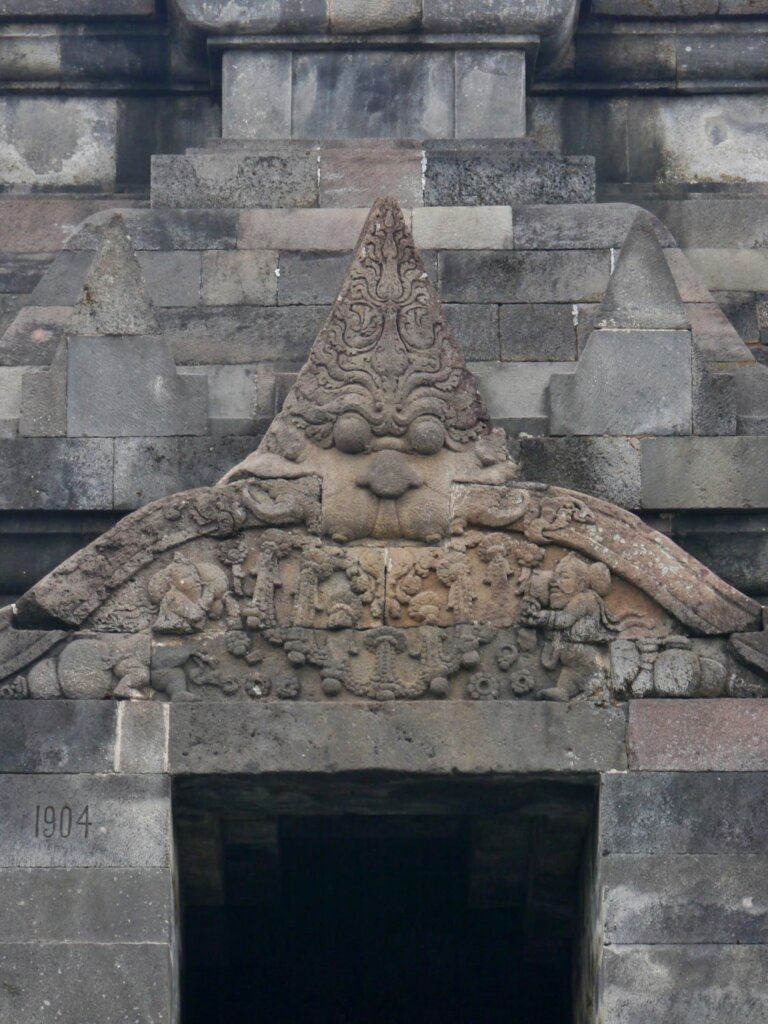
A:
0,702,177,1023
593,701,768,1023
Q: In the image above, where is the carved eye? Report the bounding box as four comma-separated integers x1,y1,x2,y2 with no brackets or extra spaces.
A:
407,416,445,455
333,413,372,454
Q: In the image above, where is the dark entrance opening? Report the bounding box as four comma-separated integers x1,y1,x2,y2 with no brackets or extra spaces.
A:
176,775,595,1024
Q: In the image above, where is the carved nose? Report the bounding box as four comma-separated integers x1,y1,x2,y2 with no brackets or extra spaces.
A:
358,450,422,499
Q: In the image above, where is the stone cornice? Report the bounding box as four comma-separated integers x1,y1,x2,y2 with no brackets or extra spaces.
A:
174,0,580,63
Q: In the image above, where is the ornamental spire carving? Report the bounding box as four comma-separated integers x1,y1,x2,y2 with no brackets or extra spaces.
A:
223,197,516,543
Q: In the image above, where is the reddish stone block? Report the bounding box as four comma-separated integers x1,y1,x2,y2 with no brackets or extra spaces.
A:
629,698,768,771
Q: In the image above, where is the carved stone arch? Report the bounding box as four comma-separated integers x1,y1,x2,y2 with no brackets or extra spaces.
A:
2,198,766,705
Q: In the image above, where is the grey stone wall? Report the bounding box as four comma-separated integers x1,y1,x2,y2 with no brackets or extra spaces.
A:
3,699,768,1023
0,703,178,1024
594,701,768,1023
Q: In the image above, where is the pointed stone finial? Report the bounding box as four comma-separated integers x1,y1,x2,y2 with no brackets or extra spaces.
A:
71,214,158,336
596,212,689,331
223,197,516,542
269,196,490,456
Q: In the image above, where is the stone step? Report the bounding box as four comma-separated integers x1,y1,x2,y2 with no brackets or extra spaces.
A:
151,139,595,210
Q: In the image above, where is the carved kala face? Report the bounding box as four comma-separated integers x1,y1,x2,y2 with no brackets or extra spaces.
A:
221,198,517,542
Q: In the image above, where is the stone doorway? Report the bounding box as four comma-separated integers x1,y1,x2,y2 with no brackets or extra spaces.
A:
176,775,595,1024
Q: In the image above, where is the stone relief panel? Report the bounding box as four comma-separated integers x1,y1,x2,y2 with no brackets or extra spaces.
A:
4,523,767,704
3,197,768,706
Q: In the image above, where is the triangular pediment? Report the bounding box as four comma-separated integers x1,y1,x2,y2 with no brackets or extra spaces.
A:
2,199,766,705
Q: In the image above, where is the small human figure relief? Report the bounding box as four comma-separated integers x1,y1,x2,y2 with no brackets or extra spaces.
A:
148,551,237,634
386,535,545,628
520,553,619,701
236,532,385,631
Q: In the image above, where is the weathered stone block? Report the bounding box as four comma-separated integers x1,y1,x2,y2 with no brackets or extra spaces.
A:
601,772,768,855
470,360,576,431
0,306,73,367
222,51,292,140
628,699,768,771
444,304,499,360
422,0,579,51
603,854,768,945
689,301,752,362
117,703,169,775
692,350,737,436
601,946,768,1024
0,774,170,867
641,437,768,509
238,208,369,251
329,0,420,31
66,209,239,252
19,345,67,437
514,203,673,250
628,95,768,190
0,943,175,1024
278,251,355,305
591,0,717,12
168,702,627,775
0,365,23,437
0,253,53,294
670,512,768,595
181,364,259,432
455,50,526,139
0,199,143,255
549,330,693,436
0,702,117,774
176,0,328,31
714,291,759,346
113,436,257,508
163,305,328,365
519,436,641,509
291,52,454,139
0,0,154,11
412,206,514,250
201,250,277,306
439,249,610,303
67,336,209,438
500,303,577,361
0,97,117,192
28,251,94,307
137,251,202,307
0,438,113,510
425,140,596,206
0,867,172,943
151,149,319,209
647,198,768,251
320,145,424,208
663,249,712,303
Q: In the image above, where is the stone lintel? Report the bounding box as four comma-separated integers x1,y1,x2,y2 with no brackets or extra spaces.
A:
169,702,628,775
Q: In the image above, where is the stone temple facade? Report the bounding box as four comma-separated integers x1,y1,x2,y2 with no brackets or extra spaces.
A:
3,3,768,1023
